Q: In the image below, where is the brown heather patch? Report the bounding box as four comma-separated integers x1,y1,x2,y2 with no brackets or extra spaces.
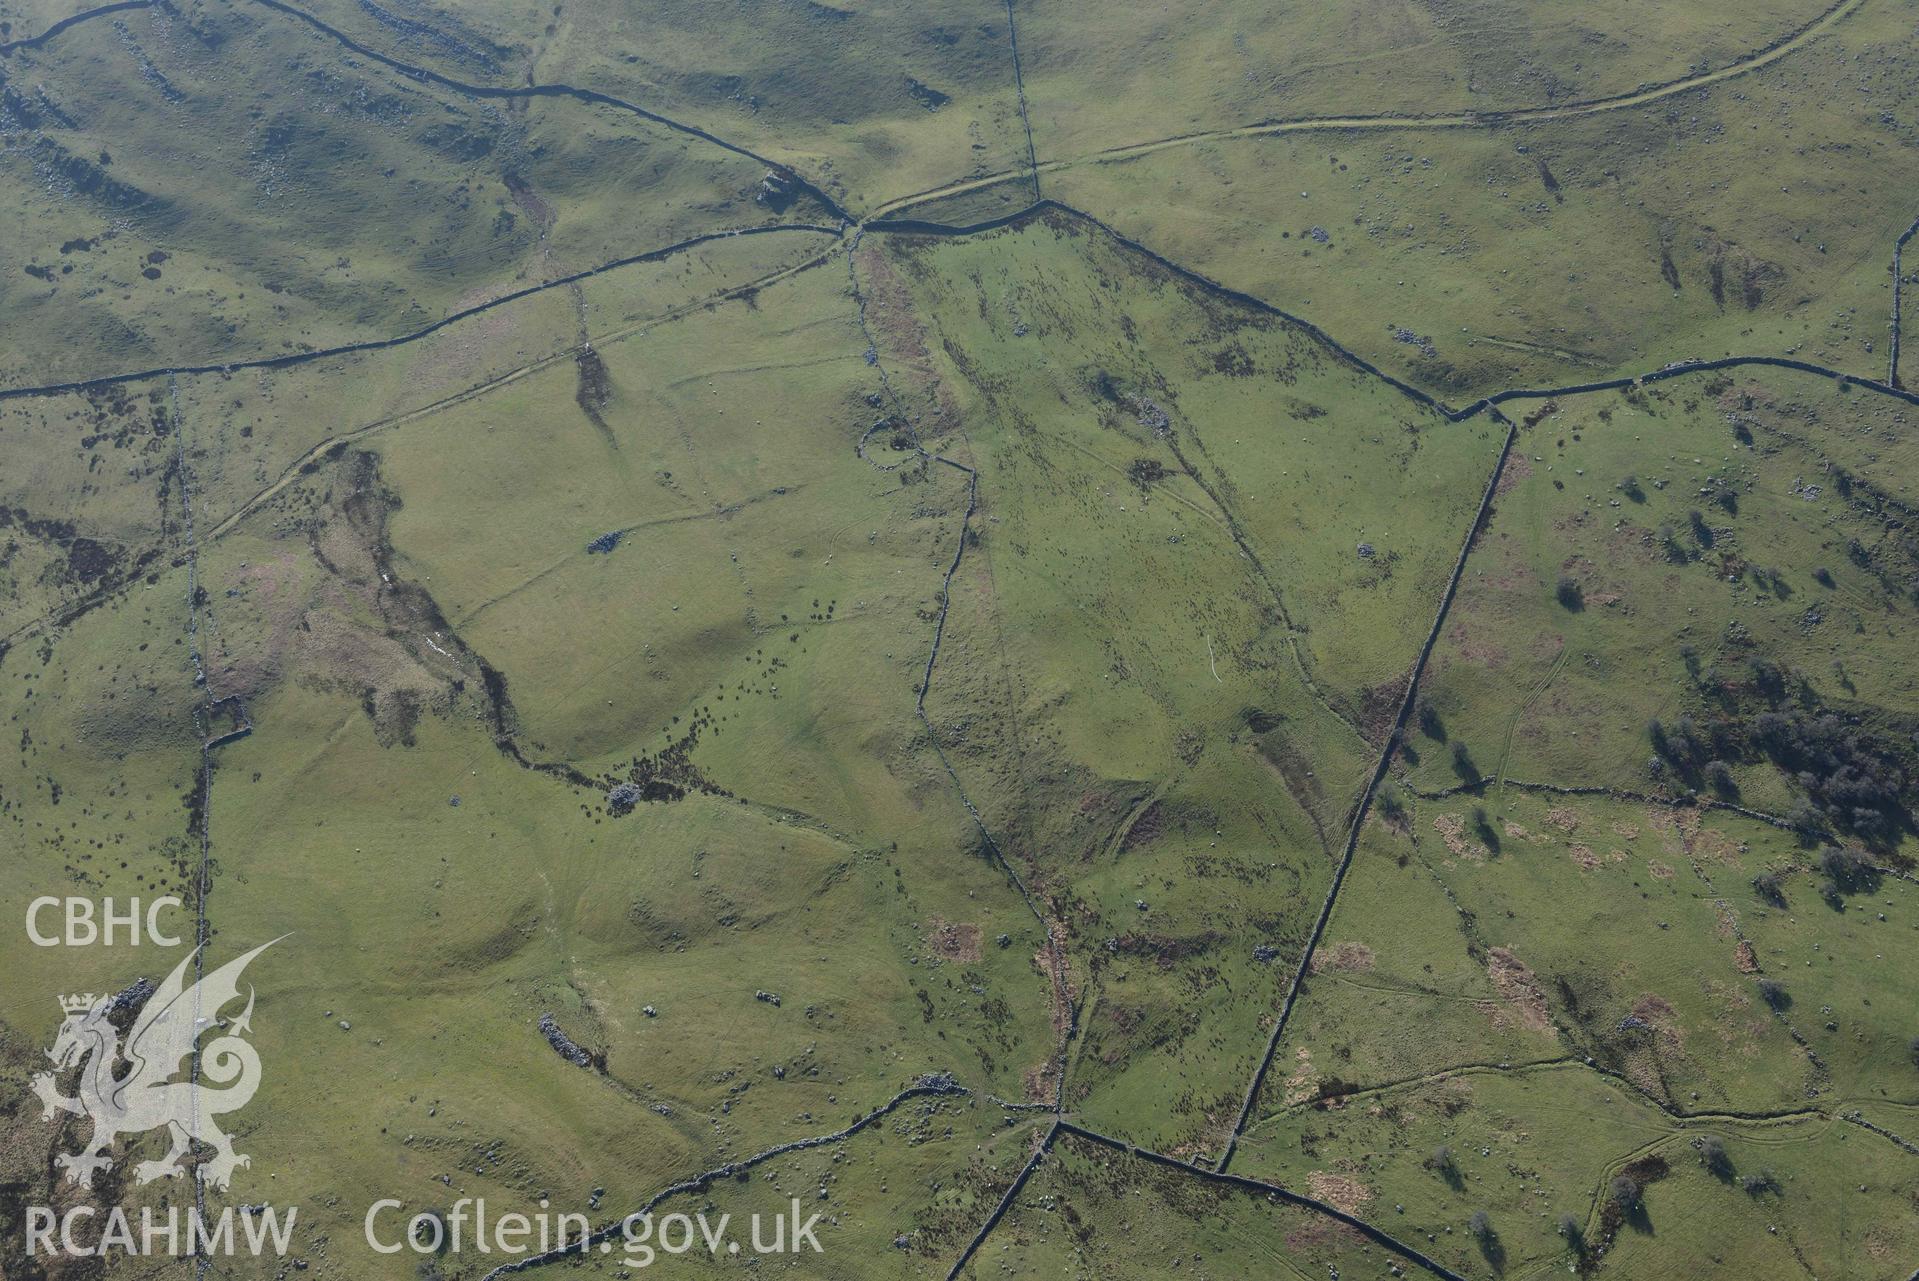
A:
1357,670,1414,745
1307,1171,1374,1215
1693,826,1742,864
1530,630,1568,663
1022,1060,1058,1104
1493,450,1533,496
1632,994,1678,1029
927,917,983,963
1421,1076,1476,1117
1310,942,1377,974
1445,619,1509,668
1487,947,1554,1033
1715,381,1776,414
1623,1050,1664,1096
1120,799,1166,850
1282,1047,1319,1106
1035,919,1076,1041
859,241,962,436
1701,978,1771,1055
1644,805,1693,855
1433,812,1489,861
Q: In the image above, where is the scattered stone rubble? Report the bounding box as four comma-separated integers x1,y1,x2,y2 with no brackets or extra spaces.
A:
538,1013,593,1068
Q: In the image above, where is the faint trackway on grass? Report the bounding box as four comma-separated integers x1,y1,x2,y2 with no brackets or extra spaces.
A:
869,0,1866,222
450,484,803,630
1158,415,1375,758
1320,971,1530,1006
1489,642,1570,787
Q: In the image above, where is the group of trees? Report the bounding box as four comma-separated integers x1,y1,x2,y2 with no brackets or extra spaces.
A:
1647,713,1741,798
1692,1135,1779,1196
1648,702,1912,848
1749,710,1910,846
1814,846,1880,901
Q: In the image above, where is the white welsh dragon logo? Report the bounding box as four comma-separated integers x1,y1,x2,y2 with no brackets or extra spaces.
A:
32,939,280,1190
